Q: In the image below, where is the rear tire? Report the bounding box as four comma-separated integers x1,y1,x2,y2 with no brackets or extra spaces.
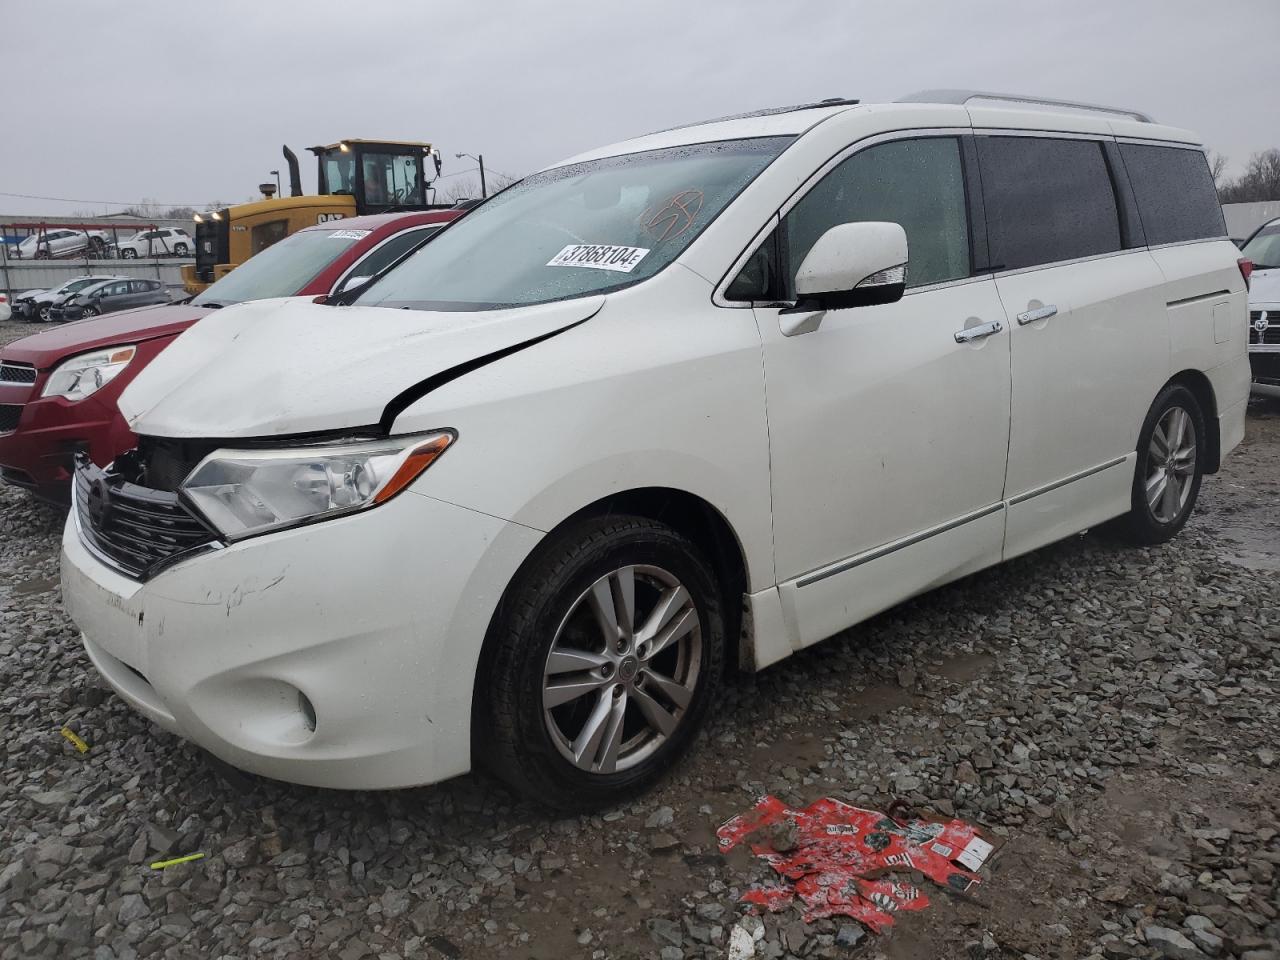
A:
1118,384,1205,545
174,243,188,257
477,515,725,810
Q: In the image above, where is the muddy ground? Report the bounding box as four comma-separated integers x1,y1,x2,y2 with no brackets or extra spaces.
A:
0,312,1276,960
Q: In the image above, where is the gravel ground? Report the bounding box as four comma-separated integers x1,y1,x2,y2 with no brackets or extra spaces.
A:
1,311,1277,959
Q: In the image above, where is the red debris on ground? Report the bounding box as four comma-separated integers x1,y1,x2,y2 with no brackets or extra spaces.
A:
717,795,997,934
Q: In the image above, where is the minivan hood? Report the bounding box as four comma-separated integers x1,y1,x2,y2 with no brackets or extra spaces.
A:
1,304,211,367
1251,267,1280,306
119,295,604,438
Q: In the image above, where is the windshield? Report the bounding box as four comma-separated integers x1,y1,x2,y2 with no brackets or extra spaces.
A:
58,278,98,296
192,227,368,306
357,137,792,312
1243,224,1280,270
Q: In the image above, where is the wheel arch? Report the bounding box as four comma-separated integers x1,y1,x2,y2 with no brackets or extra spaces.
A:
1167,368,1220,473
471,486,754,749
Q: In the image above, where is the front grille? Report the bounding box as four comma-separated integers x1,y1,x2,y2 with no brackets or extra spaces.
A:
74,457,217,579
0,404,21,432
1249,310,1280,346
0,362,38,384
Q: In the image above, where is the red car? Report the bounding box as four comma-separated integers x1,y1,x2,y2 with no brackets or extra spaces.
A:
0,209,460,501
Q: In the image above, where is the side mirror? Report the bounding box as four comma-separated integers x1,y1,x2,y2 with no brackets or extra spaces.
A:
339,275,372,293
780,221,908,337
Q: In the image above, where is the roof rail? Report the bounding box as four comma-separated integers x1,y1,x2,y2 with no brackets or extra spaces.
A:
897,89,1154,123
649,98,860,137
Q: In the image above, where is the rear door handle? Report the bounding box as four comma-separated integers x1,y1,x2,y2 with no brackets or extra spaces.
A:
1016,304,1058,325
954,320,1004,343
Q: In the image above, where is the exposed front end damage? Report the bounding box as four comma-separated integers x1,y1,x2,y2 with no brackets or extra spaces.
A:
61,462,542,789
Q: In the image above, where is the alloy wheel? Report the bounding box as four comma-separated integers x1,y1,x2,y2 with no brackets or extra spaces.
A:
1145,405,1196,524
542,564,702,775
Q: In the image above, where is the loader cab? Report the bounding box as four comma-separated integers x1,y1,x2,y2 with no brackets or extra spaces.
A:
310,140,441,214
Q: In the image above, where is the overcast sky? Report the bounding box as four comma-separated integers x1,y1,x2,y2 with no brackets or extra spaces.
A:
2,0,1274,216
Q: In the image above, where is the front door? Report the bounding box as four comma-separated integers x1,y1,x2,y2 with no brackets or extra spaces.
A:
736,134,1012,648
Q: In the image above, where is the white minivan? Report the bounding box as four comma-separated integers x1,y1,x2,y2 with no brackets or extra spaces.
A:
61,92,1250,808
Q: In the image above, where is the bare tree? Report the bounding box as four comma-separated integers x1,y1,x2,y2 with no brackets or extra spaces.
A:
1219,149,1280,204
1208,152,1229,191
432,172,516,205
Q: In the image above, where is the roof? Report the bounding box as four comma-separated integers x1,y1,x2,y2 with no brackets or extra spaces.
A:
309,139,434,152
296,209,461,233
550,102,863,168
546,91,1199,170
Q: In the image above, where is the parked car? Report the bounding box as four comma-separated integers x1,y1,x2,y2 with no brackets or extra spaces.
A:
0,210,458,500
1241,217,1280,385
14,276,127,322
48,278,170,321
60,92,1249,810
12,228,109,259
114,228,194,259
0,293,10,323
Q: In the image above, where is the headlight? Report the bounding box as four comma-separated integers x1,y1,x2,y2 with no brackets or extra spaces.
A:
41,345,136,401
182,432,454,540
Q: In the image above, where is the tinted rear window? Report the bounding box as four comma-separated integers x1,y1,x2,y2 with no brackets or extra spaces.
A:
977,136,1122,271
1118,143,1225,245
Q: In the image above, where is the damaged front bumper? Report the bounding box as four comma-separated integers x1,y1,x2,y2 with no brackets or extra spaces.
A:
60,486,542,790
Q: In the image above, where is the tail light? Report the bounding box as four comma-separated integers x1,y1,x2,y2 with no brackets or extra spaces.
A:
1239,258,1253,291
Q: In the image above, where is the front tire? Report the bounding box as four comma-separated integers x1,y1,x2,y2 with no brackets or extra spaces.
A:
80,306,99,319
1119,384,1205,545
121,248,137,259
478,515,725,810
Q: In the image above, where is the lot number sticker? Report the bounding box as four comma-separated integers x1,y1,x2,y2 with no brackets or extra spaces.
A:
328,230,371,240
547,244,649,273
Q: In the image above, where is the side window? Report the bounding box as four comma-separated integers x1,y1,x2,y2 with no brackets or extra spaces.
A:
251,219,289,255
726,138,971,301
784,137,970,296
977,136,1121,270
346,227,439,285
1118,143,1226,245
724,232,780,302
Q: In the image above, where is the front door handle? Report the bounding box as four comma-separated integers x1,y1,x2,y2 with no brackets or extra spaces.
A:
954,320,1004,344
1016,304,1058,325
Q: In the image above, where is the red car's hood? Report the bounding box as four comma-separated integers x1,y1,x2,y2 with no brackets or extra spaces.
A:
0,304,212,368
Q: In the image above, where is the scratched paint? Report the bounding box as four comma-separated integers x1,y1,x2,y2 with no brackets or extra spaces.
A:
717,795,997,934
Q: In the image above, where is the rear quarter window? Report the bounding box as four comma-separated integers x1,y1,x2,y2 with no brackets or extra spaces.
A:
1118,143,1226,246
